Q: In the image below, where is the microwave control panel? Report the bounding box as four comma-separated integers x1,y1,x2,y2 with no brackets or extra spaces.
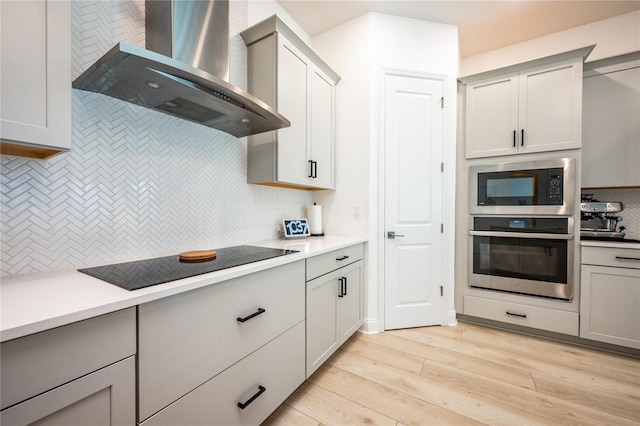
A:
547,169,563,205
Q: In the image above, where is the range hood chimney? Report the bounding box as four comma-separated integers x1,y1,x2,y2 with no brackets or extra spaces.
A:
72,0,289,138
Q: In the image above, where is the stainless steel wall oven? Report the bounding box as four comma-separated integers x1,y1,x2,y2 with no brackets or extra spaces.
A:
469,217,575,300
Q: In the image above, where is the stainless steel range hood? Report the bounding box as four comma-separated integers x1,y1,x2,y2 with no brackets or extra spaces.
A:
72,0,289,138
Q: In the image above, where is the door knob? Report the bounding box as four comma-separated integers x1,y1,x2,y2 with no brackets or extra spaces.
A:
387,231,405,239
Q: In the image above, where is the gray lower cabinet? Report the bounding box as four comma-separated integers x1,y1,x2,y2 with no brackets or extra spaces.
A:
141,322,305,426
137,260,306,425
306,244,364,377
463,295,579,336
0,308,136,426
580,246,640,349
0,245,365,425
0,358,135,426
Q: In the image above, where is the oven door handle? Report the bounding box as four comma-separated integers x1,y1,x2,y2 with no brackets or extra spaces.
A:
469,230,574,240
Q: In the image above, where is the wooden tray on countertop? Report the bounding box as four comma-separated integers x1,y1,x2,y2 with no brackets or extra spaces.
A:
179,250,217,262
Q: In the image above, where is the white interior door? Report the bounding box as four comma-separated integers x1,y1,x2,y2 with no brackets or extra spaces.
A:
384,73,445,330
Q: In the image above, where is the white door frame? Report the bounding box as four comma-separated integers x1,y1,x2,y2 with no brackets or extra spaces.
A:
376,68,457,331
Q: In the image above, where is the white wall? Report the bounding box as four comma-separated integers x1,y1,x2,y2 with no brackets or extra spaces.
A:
461,10,640,77
308,15,371,239
312,13,459,332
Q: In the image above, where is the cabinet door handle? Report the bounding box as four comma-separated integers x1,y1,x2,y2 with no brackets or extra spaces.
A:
521,129,524,146
343,276,348,296
506,311,527,319
513,130,516,147
615,256,640,262
237,385,266,409
312,161,318,178
237,308,266,323
336,255,349,261
308,160,313,178
338,277,344,297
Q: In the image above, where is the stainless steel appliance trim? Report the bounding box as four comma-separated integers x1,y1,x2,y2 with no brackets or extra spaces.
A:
469,230,575,240
469,158,575,215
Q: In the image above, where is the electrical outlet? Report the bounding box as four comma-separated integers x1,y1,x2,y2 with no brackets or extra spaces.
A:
353,205,361,219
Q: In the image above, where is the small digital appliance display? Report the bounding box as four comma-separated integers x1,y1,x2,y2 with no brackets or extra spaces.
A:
282,219,310,238
509,219,526,229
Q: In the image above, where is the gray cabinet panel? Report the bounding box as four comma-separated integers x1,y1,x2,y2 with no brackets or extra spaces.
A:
138,260,305,421
141,322,305,426
582,60,640,188
306,252,364,377
1,308,136,410
0,357,135,426
242,16,338,190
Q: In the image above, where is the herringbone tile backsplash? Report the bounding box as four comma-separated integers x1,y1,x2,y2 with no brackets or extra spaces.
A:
1,1,311,276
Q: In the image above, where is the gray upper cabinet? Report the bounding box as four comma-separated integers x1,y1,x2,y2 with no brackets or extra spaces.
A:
0,0,72,159
582,52,640,189
241,16,340,190
462,46,592,159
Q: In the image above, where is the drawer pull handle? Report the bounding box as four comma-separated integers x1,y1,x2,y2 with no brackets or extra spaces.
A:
237,308,266,323
506,311,527,319
336,255,349,261
615,256,640,262
338,277,347,297
237,385,266,409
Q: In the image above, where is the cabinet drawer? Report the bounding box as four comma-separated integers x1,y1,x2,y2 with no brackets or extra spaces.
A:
138,260,305,421
306,243,363,281
582,246,640,269
141,321,305,426
464,295,579,336
0,356,135,426
1,308,136,410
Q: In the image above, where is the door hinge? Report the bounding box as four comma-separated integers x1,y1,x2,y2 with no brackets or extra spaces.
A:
440,285,443,296
440,97,444,109
440,223,444,233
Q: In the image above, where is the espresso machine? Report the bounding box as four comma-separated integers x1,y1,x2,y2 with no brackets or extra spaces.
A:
580,195,625,239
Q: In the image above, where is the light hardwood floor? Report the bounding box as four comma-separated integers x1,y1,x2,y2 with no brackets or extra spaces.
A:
264,321,640,425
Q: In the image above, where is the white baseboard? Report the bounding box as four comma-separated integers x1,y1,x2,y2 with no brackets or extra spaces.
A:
359,317,380,334
447,309,458,326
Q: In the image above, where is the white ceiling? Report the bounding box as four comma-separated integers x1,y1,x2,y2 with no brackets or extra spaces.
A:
275,0,640,58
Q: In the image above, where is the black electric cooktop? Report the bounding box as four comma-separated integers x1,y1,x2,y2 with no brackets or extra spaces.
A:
79,245,297,291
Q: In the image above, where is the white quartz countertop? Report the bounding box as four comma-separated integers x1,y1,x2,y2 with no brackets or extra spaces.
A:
581,240,640,250
0,236,366,343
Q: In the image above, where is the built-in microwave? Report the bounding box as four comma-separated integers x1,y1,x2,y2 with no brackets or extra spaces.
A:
469,158,575,215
